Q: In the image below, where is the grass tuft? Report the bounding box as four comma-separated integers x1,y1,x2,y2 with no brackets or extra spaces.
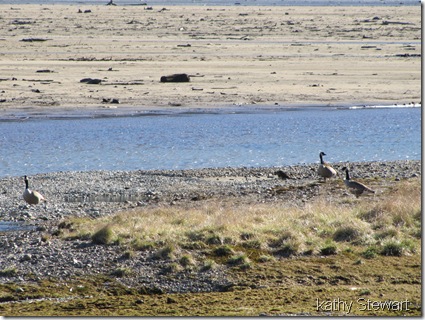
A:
0,266,18,277
152,244,176,260
91,225,114,245
320,241,338,256
213,245,234,257
333,225,362,242
227,254,251,269
56,178,419,270
111,267,132,277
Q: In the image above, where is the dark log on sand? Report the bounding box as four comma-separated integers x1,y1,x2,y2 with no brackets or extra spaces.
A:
160,73,190,83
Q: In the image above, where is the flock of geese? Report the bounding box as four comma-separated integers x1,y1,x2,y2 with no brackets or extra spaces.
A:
22,152,375,205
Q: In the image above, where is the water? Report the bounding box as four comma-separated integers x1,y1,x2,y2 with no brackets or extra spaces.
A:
0,106,420,178
0,221,36,232
0,0,419,5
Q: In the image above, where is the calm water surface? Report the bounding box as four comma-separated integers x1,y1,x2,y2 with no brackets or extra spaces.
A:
0,107,420,178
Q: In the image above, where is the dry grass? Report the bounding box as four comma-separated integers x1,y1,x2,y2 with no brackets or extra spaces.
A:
61,178,421,261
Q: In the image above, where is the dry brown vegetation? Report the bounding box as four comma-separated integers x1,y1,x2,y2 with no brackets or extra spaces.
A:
63,177,421,262
1,177,421,316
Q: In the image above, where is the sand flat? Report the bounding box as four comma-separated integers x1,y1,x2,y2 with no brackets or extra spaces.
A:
0,5,421,114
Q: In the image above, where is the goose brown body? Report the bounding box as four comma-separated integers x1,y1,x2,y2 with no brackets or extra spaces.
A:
342,167,375,197
317,152,337,181
23,176,46,205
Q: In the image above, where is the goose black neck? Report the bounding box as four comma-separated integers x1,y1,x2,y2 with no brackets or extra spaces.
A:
24,176,29,189
345,169,350,180
319,153,324,164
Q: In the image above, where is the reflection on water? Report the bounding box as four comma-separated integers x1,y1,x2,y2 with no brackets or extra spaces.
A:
0,107,421,178
0,221,36,232
64,193,146,203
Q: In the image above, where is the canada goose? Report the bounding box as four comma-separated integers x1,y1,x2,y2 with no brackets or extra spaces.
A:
342,167,375,197
317,152,337,182
23,176,46,205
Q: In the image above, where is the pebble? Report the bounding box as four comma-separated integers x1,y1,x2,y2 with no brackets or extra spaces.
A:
0,160,420,293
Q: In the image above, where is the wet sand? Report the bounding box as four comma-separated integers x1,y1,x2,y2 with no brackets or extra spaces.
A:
0,4,421,116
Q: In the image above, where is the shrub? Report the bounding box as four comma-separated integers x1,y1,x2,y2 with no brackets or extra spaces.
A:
205,234,222,245
111,267,131,277
161,262,182,274
274,240,300,257
268,230,294,248
333,226,362,242
241,239,262,249
240,232,255,240
361,246,378,259
179,254,195,268
320,242,337,256
200,259,217,272
380,240,404,256
213,245,234,257
91,225,114,245
227,254,250,266
0,267,18,277
152,244,175,260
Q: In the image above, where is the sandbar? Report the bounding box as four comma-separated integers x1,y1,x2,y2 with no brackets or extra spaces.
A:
0,4,421,116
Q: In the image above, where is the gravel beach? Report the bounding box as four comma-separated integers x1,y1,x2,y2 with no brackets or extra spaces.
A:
0,3,421,314
0,160,420,293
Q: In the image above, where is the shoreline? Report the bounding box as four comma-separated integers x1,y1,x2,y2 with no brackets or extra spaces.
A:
0,102,420,121
1,159,420,223
0,159,421,313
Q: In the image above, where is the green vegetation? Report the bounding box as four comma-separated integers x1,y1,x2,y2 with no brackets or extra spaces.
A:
0,178,420,316
91,225,114,245
58,178,420,263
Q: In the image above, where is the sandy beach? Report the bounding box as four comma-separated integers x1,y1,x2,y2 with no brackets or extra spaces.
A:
0,4,421,116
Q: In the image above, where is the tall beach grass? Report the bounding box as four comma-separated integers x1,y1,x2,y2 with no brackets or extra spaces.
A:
60,178,421,264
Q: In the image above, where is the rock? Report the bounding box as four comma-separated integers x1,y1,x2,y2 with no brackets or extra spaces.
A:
0,160,420,294
102,98,120,104
80,78,102,84
21,254,32,262
160,73,190,83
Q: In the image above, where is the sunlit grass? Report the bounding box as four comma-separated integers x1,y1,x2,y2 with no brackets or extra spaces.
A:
60,178,421,262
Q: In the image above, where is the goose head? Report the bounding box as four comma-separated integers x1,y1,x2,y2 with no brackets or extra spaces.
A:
319,151,326,163
24,175,29,189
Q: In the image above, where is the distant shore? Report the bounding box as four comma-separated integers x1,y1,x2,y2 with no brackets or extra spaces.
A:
0,5,421,113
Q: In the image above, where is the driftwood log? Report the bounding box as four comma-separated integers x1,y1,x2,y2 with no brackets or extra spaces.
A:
160,73,190,83
80,78,102,84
